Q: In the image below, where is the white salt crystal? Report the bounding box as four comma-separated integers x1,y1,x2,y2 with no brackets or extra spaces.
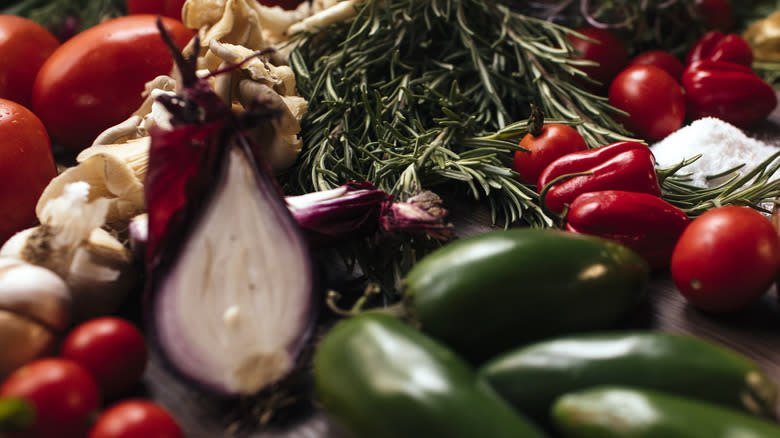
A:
650,117,780,187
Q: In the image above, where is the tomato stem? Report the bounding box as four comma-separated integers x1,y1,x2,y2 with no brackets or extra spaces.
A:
528,104,544,137
0,397,35,433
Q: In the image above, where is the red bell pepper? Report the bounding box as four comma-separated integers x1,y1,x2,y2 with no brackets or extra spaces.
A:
681,60,777,129
565,190,690,270
685,31,753,66
537,141,662,214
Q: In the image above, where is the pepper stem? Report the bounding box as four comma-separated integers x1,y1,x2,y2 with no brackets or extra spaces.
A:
537,171,594,228
528,104,544,137
0,397,35,433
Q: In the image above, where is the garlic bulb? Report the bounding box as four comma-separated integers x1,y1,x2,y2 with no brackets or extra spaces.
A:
1,182,136,322
0,257,71,377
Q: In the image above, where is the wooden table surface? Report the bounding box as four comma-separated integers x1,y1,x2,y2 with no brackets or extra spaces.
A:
139,95,780,438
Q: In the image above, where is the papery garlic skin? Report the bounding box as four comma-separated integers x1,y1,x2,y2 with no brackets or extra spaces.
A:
0,257,71,331
0,310,54,378
2,183,136,322
0,257,71,377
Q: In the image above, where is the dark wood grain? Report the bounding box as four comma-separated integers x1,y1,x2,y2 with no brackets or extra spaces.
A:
142,93,780,437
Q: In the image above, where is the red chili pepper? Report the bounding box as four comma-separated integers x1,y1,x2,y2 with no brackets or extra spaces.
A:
681,60,777,129
537,141,662,214
685,31,753,66
565,190,690,270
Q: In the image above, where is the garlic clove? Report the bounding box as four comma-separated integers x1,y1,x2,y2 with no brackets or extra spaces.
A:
0,309,56,378
0,257,71,331
66,228,136,322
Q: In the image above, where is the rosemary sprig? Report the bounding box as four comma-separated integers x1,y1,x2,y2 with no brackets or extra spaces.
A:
285,0,635,228
659,151,780,216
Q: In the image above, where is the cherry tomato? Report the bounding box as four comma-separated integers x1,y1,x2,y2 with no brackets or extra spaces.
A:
0,98,58,245
608,64,685,142
126,0,188,19
629,50,684,82
0,15,60,109
31,15,195,152
61,317,147,400
694,0,734,31
566,27,629,93
88,400,184,438
0,358,100,438
513,124,588,185
670,206,780,313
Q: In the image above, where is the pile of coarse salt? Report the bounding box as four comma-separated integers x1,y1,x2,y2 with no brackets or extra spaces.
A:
650,117,780,188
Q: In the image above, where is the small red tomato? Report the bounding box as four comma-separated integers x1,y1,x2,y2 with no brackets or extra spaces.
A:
0,15,60,109
32,15,195,152
61,317,147,400
88,400,184,438
567,27,629,93
0,358,100,438
513,124,588,185
671,206,780,313
0,98,58,245
609,64,685,142
629,50,684,82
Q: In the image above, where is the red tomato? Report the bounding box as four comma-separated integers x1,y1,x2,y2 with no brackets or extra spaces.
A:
629,50,684,82
61,317,148,400
126,0,188,19
0,358,100,438
31,15,195,152
670,206,780,313
566,27,629,93
0,99,57,245
513,124,588,185
608,64,685,142
88,400,184,438
0,15,60,109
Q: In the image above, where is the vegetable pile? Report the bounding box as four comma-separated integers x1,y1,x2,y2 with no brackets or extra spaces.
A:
0,0,780,437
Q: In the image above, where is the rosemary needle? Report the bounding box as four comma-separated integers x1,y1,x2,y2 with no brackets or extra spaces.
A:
285,0,636,227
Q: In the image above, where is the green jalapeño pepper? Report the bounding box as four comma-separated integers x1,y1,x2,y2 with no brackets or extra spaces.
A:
479,331,777,423
565,190,691,270
685,31,754,66
536,141,662,214
403,228,649,362
313,312,548,438
682,60,778,128
552,386,780,438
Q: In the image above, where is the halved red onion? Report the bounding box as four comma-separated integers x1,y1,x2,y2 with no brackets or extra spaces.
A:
143,23,317,396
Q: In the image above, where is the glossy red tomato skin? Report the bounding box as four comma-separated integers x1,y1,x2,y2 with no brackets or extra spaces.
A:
88,400,184,438
608,64,685,142
513,124,588,185
0,99,57,245
60,317,148,400
31,15,195,152
629,50,684,82
567,27,629,93
126,0,188,19
0,358,101,438
0,15,60,109
670,206,780,313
